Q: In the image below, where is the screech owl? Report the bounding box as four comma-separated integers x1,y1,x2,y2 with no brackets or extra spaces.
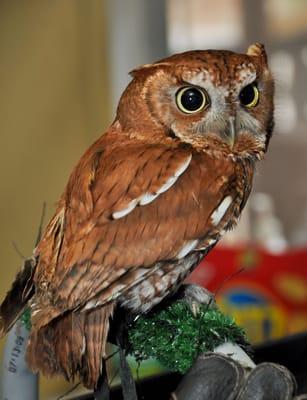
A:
0,43,274,389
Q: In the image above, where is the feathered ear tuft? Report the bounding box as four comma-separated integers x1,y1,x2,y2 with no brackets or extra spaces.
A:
129,62,171,78
246,43,268,64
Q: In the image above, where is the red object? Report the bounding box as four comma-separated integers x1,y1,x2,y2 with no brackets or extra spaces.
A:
188,246,307,343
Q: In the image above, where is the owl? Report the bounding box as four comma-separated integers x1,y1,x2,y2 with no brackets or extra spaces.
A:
0,43,274,389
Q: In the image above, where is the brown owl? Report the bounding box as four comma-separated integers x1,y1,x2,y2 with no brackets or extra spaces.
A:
0,43,274,389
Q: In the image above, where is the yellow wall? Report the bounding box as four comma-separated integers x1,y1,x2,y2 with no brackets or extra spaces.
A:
0,1,111,398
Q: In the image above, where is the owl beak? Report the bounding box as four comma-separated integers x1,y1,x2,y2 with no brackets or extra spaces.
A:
225,117,236,148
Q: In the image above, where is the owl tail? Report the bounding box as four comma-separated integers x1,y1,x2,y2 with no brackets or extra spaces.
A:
0,257,36,338
26,303,115,389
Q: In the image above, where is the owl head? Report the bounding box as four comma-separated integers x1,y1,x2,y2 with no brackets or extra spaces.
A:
117,43,274,158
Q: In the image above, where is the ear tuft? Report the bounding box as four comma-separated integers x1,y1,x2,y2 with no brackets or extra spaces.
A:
247,43,267,64
129,62,170,77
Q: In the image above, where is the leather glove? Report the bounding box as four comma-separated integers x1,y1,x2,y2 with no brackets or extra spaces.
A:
172,351,307,400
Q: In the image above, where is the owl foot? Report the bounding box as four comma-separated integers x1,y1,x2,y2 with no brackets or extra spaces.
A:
175,284,216,316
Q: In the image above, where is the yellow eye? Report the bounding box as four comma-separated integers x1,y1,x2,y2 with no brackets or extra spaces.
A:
176,86,207,114
239,83,259,108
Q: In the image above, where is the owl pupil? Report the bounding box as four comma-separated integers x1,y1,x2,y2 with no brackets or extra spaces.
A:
181,88,203,111
239,84,256,106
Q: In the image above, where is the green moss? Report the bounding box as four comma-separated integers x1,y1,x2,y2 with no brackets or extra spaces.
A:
21,308,31,331
128,301,249,373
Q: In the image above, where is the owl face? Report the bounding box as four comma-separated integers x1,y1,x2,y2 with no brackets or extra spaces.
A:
118,43,274,158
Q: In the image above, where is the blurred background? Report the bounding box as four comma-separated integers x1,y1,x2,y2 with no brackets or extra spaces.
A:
0,0,307,398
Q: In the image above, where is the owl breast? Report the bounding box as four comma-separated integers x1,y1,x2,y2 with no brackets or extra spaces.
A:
119,252,202,313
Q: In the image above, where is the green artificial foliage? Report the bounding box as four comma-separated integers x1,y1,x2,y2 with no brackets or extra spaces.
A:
21,307,31,331
128,301,249,374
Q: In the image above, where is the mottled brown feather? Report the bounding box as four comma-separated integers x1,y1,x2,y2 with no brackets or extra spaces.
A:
27,303,114,389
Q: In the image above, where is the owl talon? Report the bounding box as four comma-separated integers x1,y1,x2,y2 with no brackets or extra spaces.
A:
176,284,216,316
190,301,201,317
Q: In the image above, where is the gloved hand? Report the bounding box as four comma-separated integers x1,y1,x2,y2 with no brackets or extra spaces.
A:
172,351,307,400
110,283,307,400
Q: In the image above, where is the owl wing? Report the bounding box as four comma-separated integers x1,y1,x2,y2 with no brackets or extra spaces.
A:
35,134,238,318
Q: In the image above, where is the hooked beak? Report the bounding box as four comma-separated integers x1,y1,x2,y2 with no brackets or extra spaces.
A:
225,117,236,148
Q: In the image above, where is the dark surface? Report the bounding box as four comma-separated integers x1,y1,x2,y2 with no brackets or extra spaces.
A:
73,332,307,399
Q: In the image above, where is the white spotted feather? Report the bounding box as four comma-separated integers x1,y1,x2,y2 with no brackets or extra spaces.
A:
112,154,192,219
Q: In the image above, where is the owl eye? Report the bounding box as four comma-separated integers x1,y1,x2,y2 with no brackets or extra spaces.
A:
176,87,208,114
239,83,259,108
